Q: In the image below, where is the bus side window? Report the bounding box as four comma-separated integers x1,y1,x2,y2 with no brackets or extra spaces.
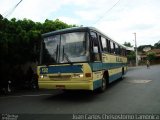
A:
115,44,119,55
108,40,111,53
124,49,127,56
106,39,109,53
110,41,115,54
90,32,98,52
90,32,101,61
121,48,126,56
100,36,108,52
120,47,123,56
118,46,121,55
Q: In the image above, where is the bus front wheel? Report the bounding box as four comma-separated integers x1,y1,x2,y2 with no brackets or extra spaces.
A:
98,76,107,92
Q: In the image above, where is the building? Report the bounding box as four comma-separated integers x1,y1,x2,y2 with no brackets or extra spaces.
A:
140,49,160,64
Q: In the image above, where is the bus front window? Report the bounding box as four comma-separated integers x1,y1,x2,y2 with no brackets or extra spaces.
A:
42,32,89,64
60,32,89,63
43,35,60,64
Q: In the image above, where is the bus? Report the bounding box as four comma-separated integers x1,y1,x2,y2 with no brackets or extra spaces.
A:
37,27,127,92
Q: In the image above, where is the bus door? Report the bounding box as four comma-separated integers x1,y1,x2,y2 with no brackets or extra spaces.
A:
90,31,103,89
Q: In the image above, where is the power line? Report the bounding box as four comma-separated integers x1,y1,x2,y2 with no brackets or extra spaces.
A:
93,0,121,25
4,0,23,18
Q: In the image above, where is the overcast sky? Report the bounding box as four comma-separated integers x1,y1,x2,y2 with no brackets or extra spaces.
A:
0,0,160,46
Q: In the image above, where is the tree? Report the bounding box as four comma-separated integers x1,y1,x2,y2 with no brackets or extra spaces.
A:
0,14,78,90
154,40,160,49
123,42,133,47
0,15,76,65
127,51,136,61
123,42,135,66
147,52,156,61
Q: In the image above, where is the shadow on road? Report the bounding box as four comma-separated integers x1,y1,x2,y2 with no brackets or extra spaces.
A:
44,79,123,103
44,90,99,103
108,78,123,89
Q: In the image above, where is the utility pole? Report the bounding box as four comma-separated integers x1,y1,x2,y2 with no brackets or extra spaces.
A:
133,33,138,66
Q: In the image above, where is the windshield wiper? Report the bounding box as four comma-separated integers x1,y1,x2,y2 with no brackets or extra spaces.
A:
55,44,59,63
64,53,72,63
62,46,72,64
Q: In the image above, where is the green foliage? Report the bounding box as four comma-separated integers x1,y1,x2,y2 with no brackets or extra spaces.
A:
123,42,135,61
0,14,77,66
123,42,133,47
154,41,160,49
147,52,156,61
127,51,136,61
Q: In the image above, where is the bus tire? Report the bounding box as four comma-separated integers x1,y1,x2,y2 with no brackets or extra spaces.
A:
121,67,124,80
98,74,108,92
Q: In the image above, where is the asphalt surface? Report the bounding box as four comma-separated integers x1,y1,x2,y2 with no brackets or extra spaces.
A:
0,65,160,116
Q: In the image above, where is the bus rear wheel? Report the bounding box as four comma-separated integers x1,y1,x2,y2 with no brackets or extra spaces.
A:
121,67,124,80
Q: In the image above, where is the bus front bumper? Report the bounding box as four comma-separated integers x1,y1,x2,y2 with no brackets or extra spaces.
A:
38,81,93,91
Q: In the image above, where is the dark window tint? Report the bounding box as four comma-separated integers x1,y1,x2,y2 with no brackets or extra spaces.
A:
110,41,115,54
101,36,107,52
115,44,119,55
90,31,101,61
90,32,98,52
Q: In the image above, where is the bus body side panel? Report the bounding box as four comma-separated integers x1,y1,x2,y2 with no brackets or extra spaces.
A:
101,53,127,83
88,53,128,90
108,68,122,83
89,62,103,90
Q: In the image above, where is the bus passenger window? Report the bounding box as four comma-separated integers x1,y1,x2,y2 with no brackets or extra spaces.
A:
101,36,107,52
121,48,123,56
106,39,109,52
118,46,121,55
115,44,119,55
108,40,111,53
121,48,126,56
90,32,98,52
124,49,127,56
110,41,115,54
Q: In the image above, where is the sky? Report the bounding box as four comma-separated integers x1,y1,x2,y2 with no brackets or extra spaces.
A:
0,0,160,47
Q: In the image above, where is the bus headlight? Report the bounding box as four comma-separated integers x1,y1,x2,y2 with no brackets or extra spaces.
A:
40,75,48,79
72,73,84,78
40,75,44,78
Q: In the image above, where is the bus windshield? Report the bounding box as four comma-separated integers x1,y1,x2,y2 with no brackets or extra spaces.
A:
42,32,89,64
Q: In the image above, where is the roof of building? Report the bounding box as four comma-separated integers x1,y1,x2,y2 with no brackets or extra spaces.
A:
147,49,160,54
140,49,160,58
125,46,134,51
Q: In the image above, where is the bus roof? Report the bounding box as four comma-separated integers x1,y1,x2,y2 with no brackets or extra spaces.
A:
42,26,126,49
42,27,91,37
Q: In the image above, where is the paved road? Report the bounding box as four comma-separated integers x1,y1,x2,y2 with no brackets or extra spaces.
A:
0,65,160,115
